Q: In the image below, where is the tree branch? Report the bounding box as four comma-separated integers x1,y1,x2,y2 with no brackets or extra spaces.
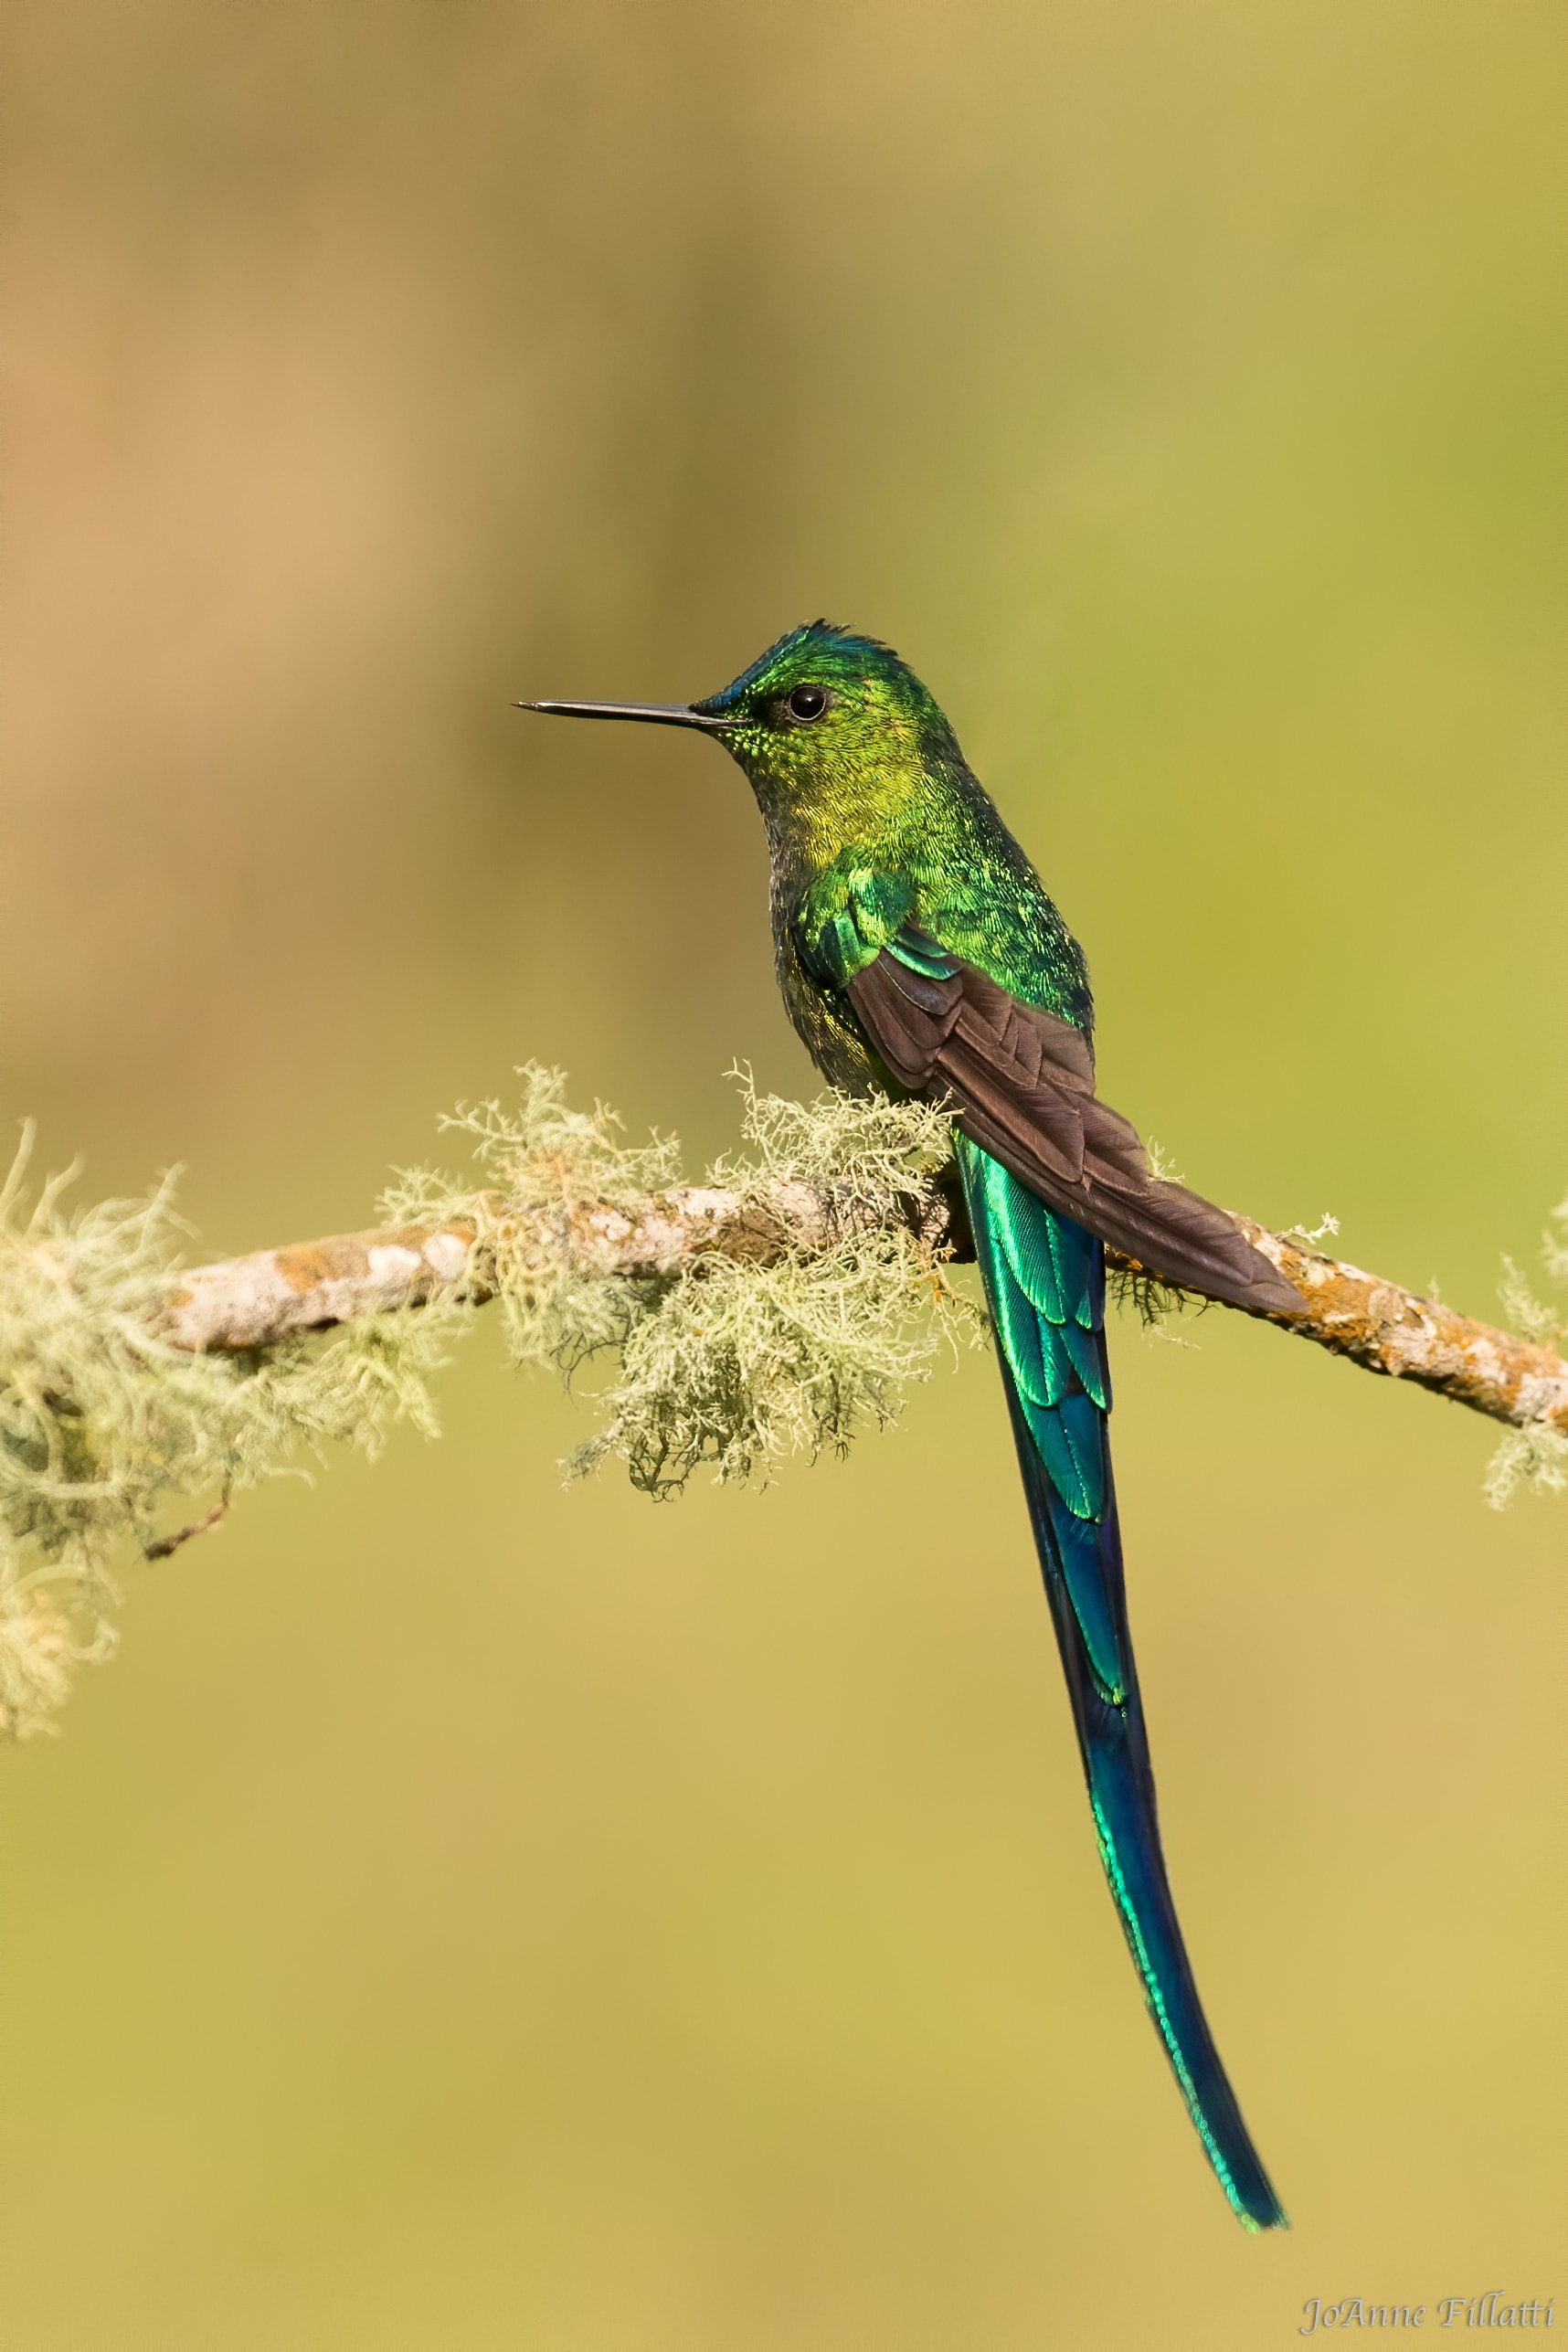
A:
157,1184,1568,1438
9,1080,1550,1746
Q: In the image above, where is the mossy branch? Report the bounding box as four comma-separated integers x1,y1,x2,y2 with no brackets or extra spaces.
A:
3,1068,1564,1742
162,1188,1568,1442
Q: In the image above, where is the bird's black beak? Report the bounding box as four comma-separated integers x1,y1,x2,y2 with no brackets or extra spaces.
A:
516,699,731,731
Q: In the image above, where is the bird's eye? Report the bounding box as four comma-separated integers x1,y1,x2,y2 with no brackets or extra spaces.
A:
786,683,829,722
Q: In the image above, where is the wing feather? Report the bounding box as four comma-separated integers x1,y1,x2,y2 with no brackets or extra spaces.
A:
847,941,1298,1317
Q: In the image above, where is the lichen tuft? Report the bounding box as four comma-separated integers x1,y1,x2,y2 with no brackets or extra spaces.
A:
0,1122,460,1738
1485,1223,1568,1506
0,1073,974,1736
1484,1424,1568,1510
387,1066,976,1496
568,1075,976,1493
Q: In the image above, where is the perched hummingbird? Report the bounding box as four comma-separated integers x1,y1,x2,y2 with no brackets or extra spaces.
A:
523,623,1301,2230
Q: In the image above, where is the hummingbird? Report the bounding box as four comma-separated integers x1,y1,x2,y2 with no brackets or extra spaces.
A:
523,622,1301,2230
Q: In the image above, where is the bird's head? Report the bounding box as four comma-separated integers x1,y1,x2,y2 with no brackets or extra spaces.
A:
522,621,959,821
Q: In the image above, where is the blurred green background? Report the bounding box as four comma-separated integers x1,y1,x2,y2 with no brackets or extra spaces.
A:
4,2,1564,2344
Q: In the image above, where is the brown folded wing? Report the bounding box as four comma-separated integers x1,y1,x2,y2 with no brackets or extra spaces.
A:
847,951,1300,1315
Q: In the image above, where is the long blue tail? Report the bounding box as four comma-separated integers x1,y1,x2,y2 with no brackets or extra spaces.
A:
959,1135,1285,2231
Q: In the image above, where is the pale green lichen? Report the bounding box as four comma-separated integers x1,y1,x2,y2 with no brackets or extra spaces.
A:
1483,1424,1568,1510
1545,1192,1568,1287
1496,1254,1560,1349
1283,1212,1340,1248
0,1122,461,1736
566,1080,976,1494
0,1588,93,1743
1484,1206,1568,1509
387,1067,977,1496
381,1063,688,1376
0,1075,971,1736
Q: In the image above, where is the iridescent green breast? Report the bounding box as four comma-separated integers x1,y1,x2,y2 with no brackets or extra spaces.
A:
766,766,1093,1098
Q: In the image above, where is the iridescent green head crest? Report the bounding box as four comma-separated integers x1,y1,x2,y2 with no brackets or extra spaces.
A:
692,620,959,802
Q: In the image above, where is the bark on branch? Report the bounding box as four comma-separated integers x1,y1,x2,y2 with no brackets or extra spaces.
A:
155,1184,1568,1439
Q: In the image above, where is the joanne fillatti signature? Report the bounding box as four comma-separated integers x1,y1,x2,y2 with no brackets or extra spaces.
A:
1301,2295,1557,2333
